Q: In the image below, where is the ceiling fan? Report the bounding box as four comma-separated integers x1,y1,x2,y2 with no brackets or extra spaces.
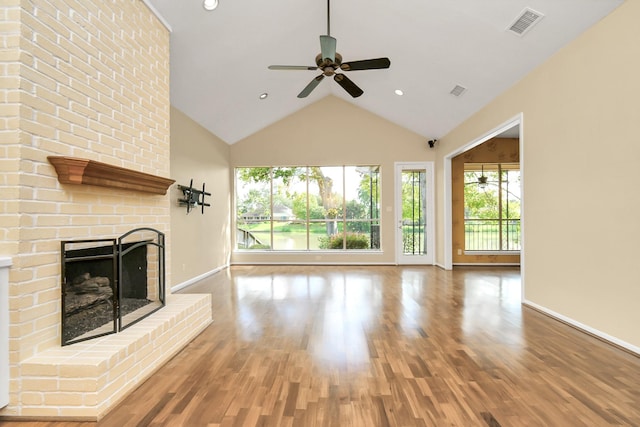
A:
268,0,391,98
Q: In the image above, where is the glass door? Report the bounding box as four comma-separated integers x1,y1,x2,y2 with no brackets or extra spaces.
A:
395,163,434,264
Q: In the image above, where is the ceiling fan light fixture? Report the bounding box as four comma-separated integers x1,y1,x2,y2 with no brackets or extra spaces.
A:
478,164,488,189
203,0,218,11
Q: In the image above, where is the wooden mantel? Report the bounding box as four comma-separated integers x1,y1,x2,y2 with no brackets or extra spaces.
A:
47,156,175,195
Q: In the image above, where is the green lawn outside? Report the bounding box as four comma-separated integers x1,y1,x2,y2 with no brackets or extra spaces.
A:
239,221,337,250
238,221,377,250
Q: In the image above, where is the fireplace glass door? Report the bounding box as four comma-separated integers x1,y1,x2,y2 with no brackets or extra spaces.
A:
61,228,166,345
61,238,118,344
118,228,166,331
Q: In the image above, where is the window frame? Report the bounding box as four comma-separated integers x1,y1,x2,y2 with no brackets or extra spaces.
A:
234,165,382,252
463,163,521,254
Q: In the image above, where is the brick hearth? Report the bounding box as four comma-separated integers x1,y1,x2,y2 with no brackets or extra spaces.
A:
16,294,211,420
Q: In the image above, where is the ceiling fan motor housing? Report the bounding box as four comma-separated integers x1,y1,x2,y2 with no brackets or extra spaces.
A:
316,53,343,76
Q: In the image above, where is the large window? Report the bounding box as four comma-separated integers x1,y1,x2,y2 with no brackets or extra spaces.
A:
464,163,520,252
235,166,380,251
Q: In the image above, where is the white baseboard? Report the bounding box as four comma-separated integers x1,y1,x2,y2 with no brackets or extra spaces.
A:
453,263,520,267
230,261,395,266
523,299,640,356
170,264,229,293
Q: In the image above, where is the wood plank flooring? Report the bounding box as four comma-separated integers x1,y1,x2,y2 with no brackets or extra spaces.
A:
3,265,639,426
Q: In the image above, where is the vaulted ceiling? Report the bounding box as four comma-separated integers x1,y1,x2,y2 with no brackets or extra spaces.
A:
146,0,623,144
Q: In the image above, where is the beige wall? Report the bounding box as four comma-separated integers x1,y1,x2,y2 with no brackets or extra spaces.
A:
170,107,231,286
1,0,171,416
230,95,433,264
452,138,520,264
436,1,640,349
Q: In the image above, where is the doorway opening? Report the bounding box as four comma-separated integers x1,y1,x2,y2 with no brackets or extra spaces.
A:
443,114,524,271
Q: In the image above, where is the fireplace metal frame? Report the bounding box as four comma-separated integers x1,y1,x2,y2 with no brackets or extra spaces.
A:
118,227,166,331
60,228,166,346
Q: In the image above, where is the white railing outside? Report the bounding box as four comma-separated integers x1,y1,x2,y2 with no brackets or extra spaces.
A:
464,219,521,251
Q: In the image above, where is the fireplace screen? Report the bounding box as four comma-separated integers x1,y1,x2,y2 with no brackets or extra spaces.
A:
61,228,166,345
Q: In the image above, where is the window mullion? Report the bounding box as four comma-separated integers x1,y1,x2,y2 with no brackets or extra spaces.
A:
270,167,274,250
306,167,310,251
342,166,346,249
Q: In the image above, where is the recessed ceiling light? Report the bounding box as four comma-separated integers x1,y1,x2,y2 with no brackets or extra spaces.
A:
394,89,404,96
259,93,268,100
203,0,218,11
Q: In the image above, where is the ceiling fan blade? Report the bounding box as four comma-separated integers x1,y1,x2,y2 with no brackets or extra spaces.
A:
320,35,336,62
298,75,325,98
340,57,391,71
333,74,363,98
268,65,318,71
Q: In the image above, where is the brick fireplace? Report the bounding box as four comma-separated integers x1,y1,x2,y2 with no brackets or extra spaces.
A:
0,0,212,420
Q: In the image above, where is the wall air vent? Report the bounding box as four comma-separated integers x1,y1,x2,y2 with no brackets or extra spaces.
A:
449,85,467,97
507,7,544,36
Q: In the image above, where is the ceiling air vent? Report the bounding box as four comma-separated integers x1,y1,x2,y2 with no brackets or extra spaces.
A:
507,7,544,36
449,85,467,97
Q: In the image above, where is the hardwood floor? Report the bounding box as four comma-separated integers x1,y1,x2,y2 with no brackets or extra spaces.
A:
3,265,639,426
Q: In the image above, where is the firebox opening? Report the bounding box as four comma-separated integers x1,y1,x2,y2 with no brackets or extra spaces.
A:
61,228,166,346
